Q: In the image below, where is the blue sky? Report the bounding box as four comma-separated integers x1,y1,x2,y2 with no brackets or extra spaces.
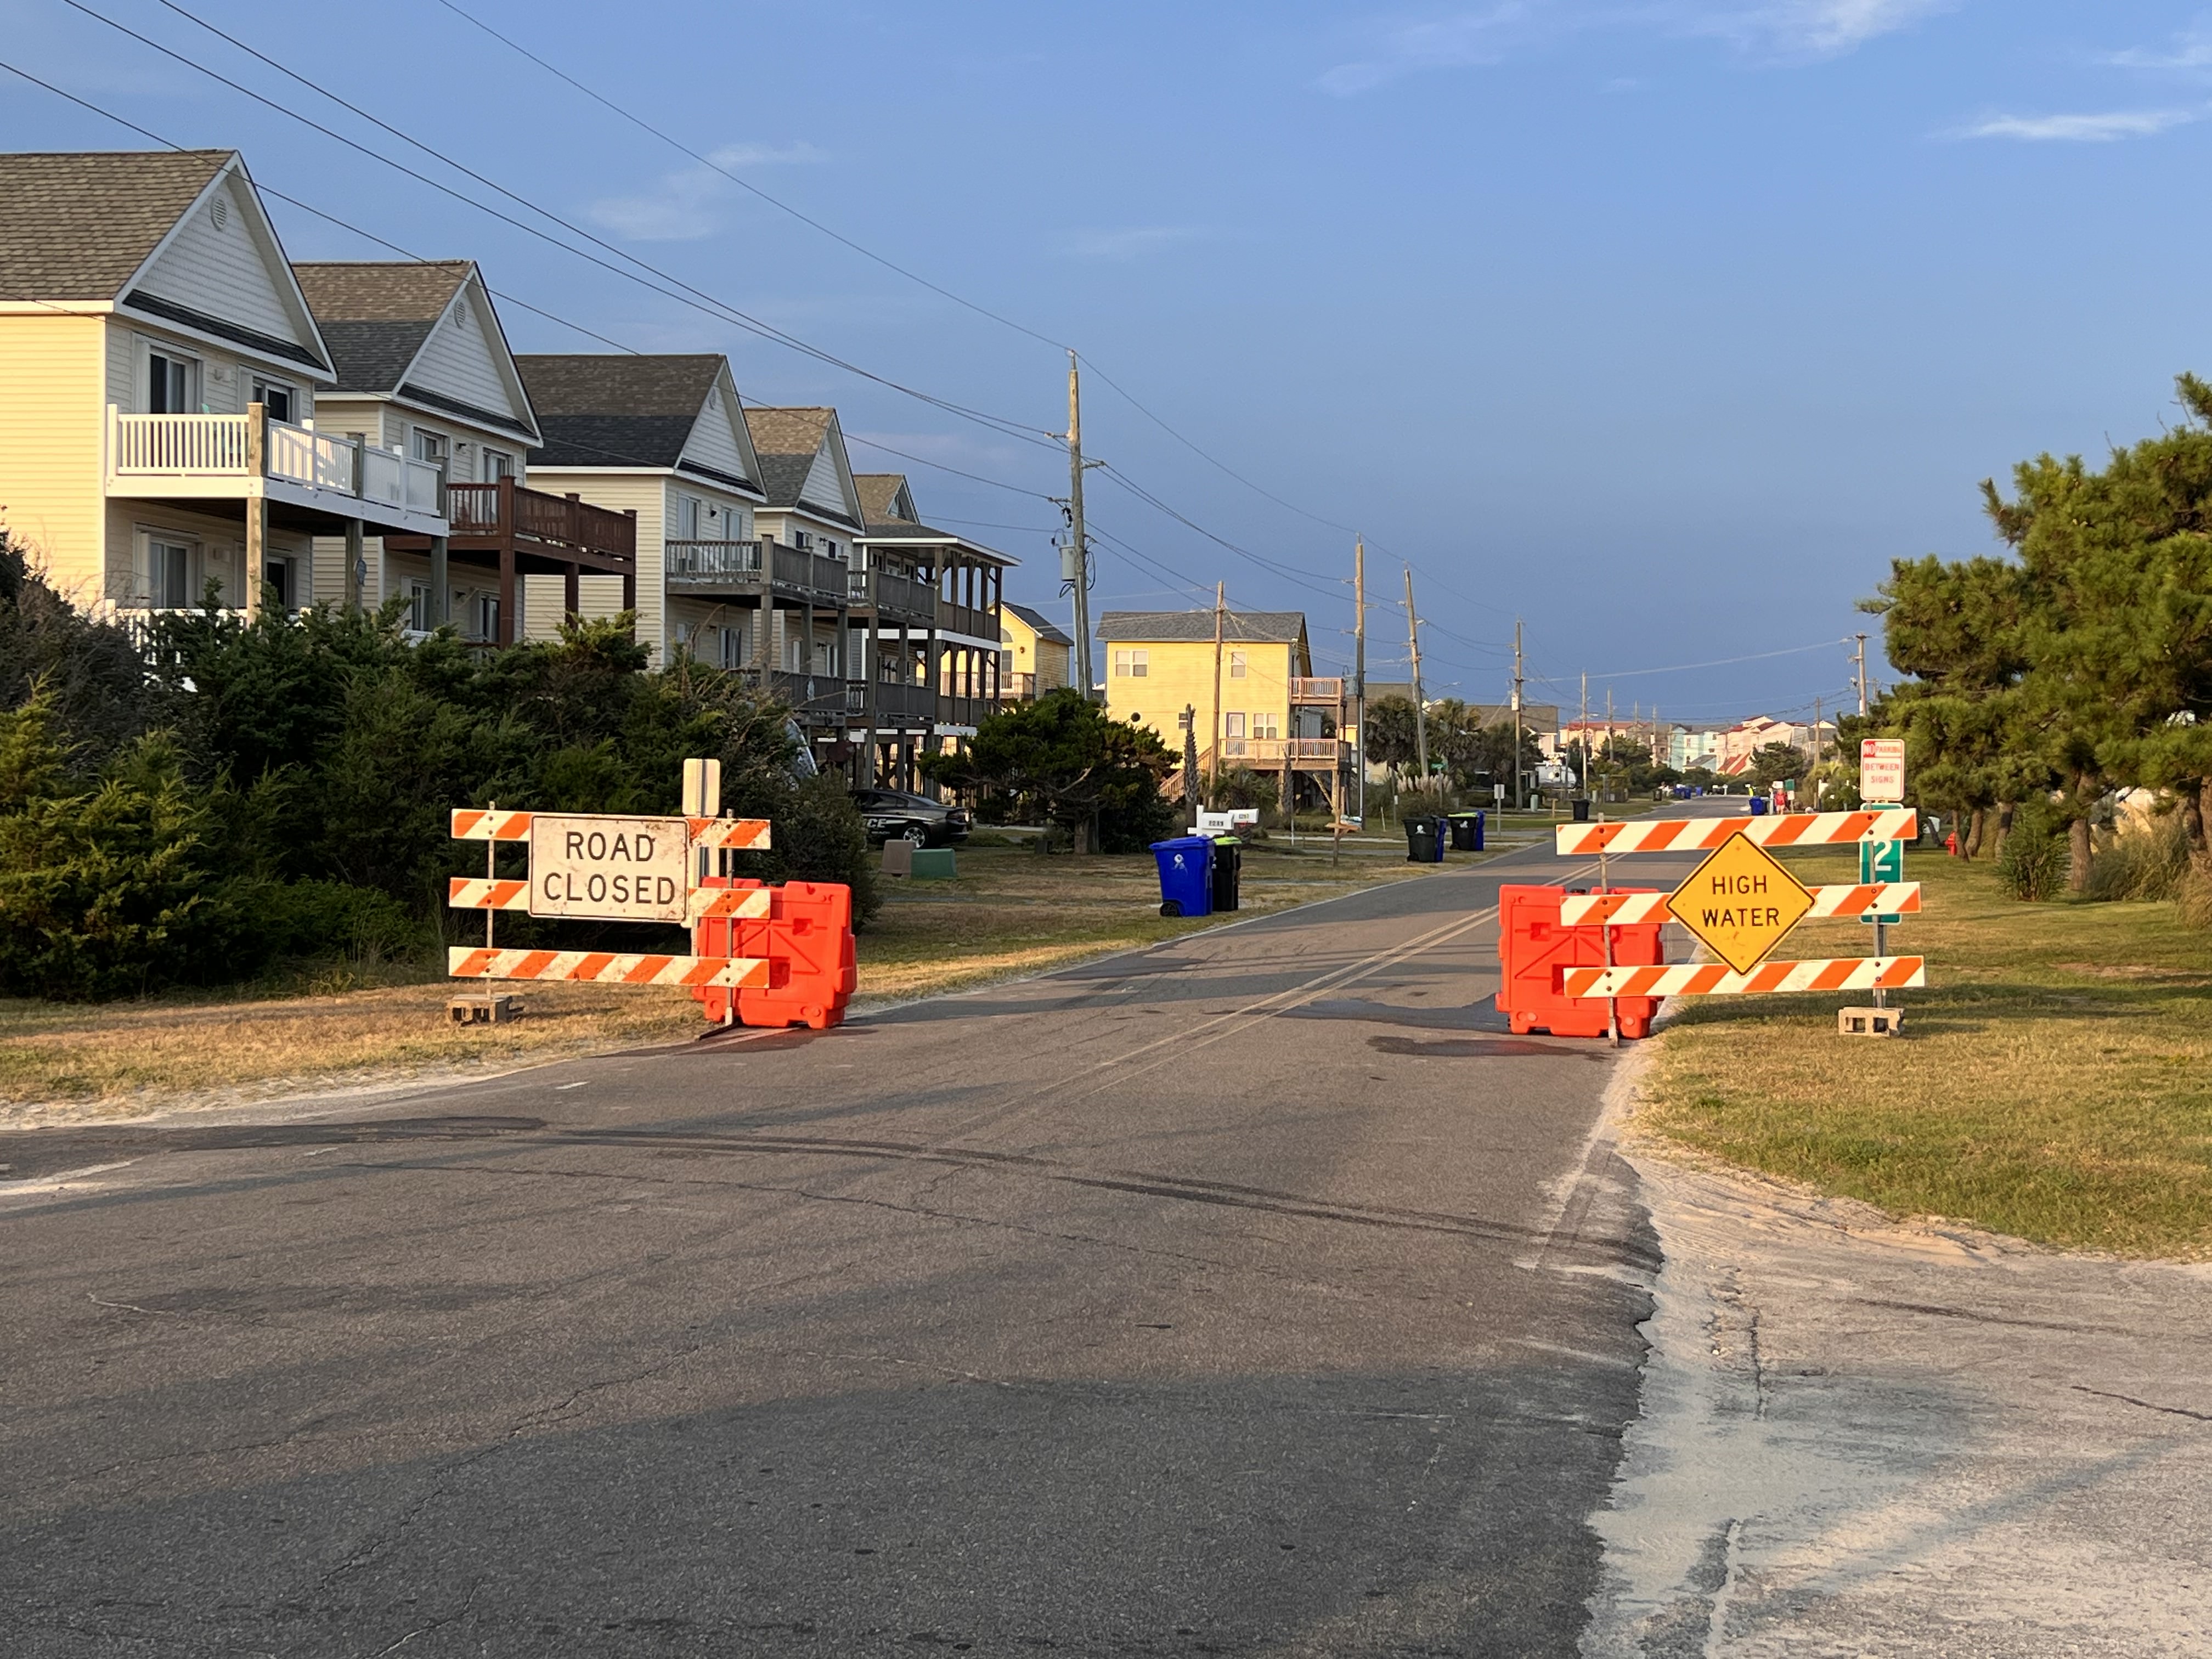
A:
6,1,2210,721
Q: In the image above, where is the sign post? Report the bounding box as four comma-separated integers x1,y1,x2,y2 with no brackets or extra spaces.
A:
1858,738,1908,1006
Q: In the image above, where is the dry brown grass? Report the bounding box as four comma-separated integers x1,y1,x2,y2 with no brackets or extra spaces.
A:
0,833,1444,1124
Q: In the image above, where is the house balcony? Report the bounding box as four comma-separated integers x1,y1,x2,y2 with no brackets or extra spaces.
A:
845,566,936,626
934,597,999,645
846,677,934,730
1219,737,1353,770
105,405,448,539
669,539,848,608
934,691,998,733
733,666,850,725
1289,676,1345,704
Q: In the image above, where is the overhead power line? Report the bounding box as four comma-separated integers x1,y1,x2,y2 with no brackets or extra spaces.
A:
383,0,1506,623
60,0,1058,452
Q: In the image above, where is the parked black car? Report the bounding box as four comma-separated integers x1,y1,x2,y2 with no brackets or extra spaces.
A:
853,788,970,847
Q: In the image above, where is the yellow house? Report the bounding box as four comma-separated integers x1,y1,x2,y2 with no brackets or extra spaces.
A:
1096,609,1351,811
1002,602,1071,699
0,150,448,620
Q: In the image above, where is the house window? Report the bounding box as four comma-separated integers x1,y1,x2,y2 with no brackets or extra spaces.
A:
407,581,433,633
146,348,199,415
673,494,703,541
1224,713,1246,738
1229,651,1247,679
472,594,500,641
482,448,514,481
1114,648,1148,678
1251,712,1280,741
720,625,744,670
793,530,812,551
251,377,296,424
149,537,193,609
263,556,294,610
411,428,449,468
821,539,838,560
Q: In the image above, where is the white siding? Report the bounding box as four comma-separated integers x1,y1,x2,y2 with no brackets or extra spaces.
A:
798,442,848,517
679,386,755,489
136,173,314,354
406,286,530,431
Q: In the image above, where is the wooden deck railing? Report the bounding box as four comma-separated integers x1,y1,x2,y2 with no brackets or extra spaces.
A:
445,479,635,567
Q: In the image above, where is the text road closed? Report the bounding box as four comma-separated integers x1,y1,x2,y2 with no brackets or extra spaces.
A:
528,814,689,923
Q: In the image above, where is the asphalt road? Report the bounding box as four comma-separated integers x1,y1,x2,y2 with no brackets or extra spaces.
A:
2,825,1713,1657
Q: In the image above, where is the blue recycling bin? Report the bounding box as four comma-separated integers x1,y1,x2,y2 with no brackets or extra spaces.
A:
1747,795,1769,816
1150,835,1215,917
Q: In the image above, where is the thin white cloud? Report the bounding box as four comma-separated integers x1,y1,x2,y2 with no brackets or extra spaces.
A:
1316,0,1946,97
1318,4,1532,97
2103,16,2212,72
1956,108,2197,143
1677,0,1955,58
587,143,826,242
1054,226,1211,261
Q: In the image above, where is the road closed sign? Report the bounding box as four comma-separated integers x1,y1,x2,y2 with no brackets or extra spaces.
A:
529,814,689,923
1861,738,1906,804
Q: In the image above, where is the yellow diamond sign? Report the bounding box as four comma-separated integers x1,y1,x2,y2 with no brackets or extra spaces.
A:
1671,833,1815,974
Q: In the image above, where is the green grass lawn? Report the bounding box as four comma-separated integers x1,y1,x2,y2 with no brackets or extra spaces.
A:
1640,847,2212,1259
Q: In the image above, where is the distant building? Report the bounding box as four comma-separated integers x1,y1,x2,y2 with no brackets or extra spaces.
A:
1002,602,1071,699
1096,608,1353,813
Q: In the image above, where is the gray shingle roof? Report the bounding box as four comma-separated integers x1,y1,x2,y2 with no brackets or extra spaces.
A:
515,354,723,471
754,453,817,509
0,150,229,300
1005,602,1073,646
309,320,433,392
1096,609,1308,644
291,261,469,393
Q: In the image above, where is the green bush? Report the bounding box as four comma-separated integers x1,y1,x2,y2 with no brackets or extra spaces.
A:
0,541,863,996
1996,798,2066,901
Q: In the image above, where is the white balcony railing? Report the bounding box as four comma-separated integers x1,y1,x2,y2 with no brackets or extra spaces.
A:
111,412,249,474
108,406,444,520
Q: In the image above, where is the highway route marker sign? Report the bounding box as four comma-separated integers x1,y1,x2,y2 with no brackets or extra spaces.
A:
1670,833,1815,974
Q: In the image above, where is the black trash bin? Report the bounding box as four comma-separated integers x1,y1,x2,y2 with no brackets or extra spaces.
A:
1210,836,1243,912
1447,810,1486,851
1403,814,1443,863
1571,798,1592,822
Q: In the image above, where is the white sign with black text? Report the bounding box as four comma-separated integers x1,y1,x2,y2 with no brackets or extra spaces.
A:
528,814,689,923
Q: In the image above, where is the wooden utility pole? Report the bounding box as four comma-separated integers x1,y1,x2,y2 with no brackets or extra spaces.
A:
1604,686,1615,804
1352,537,1367,825
1064,352,1095,699
1404,568,1427,791
1209,582,1227,804
1579,670,1589,798
1510,618,1525,810
1854,633,1870,717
